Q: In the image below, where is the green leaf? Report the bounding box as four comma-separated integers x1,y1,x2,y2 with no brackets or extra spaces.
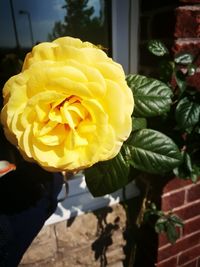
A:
159,60,174,82
126,74,173,117
166,222,180,244
157,217,168,224
126,129,182,174
175,97,200,130
174,70,186,95
173,152,200,182
155,221,166,233
187,64,197,76
174,52,194,65
132,117,147,132
147,40,169,56
192,165,200,182
85,150,130,197
170,215,184,227
173,152,190,178
194,125,200,134
151,202,157,211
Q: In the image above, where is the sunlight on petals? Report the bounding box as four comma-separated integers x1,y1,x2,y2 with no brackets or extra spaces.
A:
48,77,92,98
78,120,96,134
61,108,78,129
1,36,134,172
95,62,125,81
23,42,58,70
65,129,88,150
33,120,58,137
67,103,88,120
37,124,66,146
35,103,50,122
20,125,33,158
81,99,107,125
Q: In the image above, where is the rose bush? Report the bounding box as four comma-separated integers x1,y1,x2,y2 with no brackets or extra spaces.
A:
1,37,134,172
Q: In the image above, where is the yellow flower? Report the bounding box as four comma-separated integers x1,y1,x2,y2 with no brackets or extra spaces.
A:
1,37,134,172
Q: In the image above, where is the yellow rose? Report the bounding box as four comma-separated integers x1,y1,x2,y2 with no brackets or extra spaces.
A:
1,37,134,172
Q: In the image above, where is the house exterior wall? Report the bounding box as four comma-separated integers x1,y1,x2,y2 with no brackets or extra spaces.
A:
19,204,128,267
156,0,200,266
18,1,200,266
157,179,200,267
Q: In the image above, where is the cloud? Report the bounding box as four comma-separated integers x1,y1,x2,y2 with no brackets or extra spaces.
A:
53,0,65,12
88,0,101,17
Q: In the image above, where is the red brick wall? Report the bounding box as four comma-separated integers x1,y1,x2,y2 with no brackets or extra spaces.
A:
173,4,200,91
156,1,200,266
156,179,200,267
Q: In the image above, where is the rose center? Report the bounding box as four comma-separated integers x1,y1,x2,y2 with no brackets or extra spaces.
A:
49,95,89,129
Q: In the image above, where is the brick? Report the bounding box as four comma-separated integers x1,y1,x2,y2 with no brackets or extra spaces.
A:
184,216,200,235
20,225,57,264
106,246,126,264
175,7,200,38
173,40,200,66
179,258,198,267
55,212,98,248
158,231,200,262
178,244,200,265
162,189,185,212
174,201,200,220
54,204,126,251
159,233,170,247
187,183,200,202
156,256,177,267
159,227,183,249
163,178,192,194
19,204,127,267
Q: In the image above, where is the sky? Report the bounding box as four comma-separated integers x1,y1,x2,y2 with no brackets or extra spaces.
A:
0,0,100,48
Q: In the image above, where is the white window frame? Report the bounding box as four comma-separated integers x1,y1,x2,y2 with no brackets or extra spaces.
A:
112,0,139,74
45,173,139,225
46,0,140,225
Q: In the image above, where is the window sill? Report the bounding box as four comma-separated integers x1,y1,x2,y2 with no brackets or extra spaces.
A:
45,173,140,225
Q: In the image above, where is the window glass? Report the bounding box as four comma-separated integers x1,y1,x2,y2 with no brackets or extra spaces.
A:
0,0,111,160
0,0,111,88
138,0,179,77
0,0,111,49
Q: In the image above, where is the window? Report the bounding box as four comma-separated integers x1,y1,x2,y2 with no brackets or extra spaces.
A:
0,0,140,224
0,0,111,60
45,172,139,225
112,0,139,74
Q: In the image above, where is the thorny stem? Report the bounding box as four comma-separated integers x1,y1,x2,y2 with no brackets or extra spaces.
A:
136,174,151,226
123,174,151,267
